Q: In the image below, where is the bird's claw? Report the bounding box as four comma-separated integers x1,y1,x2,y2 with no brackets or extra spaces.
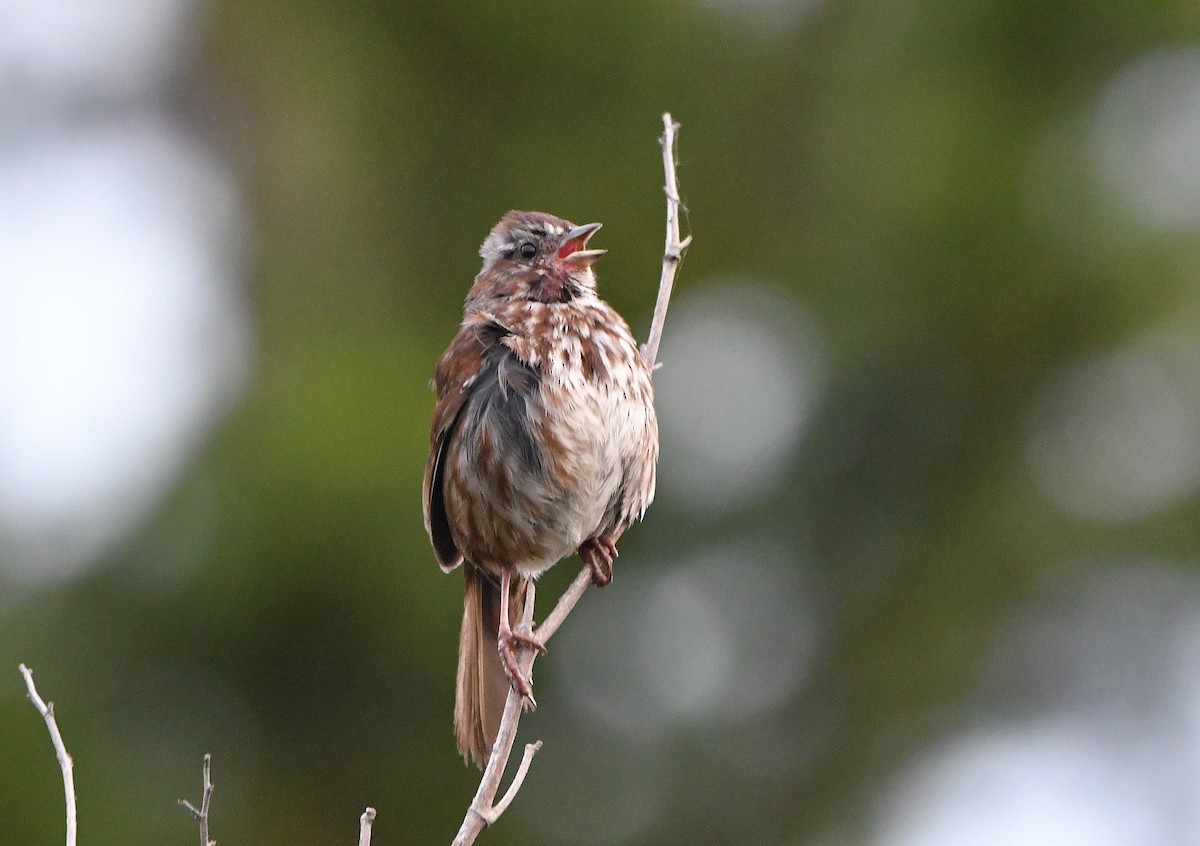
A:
498,628,545,706
579,536,619,587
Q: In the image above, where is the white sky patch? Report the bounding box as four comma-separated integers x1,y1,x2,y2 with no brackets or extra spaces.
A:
1025,327,1200,524
0,0,250,586
1092,46,1200,232
0,0,195,104
0,119,250,583
869,563,1200,846
557,543,819,739
871,722,1166,846
654,282,824,512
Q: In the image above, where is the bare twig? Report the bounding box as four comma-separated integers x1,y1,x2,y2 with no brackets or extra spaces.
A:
537,560,597,641
178,754,215,846
452,580,541,845
19,664,77,846
641,112,692,370
359,807,377,846
451,113,690,845
487,740,543,821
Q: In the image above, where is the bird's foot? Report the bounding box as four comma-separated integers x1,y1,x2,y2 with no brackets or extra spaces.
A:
498,626,545,706
579,536,619,587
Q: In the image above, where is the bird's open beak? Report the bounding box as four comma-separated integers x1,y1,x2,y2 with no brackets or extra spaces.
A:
557,222,607,266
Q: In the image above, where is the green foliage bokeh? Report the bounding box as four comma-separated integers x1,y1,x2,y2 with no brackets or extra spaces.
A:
5,1,1200,844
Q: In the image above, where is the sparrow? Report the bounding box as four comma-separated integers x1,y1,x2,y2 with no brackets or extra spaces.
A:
422,210,658,767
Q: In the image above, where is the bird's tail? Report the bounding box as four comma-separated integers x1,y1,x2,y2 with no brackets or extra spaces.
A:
455,564,524,768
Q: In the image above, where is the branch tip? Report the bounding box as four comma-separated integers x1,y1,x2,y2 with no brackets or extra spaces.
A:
488,741,543,822
180,754,215,846
19,663,77,846
641,112,689,370
359,807,378,846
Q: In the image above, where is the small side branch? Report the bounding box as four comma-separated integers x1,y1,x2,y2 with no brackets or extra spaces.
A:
452,563,608,846
178,754,215,846
641,112,692,371
452,582,542,845
19,664,77,846
488,740,542,821
359,807,377,846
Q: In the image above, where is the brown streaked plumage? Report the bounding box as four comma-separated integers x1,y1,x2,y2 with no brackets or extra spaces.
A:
422,210,658,767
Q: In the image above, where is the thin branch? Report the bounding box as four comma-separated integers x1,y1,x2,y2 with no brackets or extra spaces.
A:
450,535,610,846
641,112,692,371
451,113,690,845
452,582,541,846
178,754,215,846
359,807,377,846
19,664,77,846
487,741,542,822
537,561,596,642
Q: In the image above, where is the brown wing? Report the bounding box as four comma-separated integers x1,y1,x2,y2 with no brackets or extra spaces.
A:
422,316,509,572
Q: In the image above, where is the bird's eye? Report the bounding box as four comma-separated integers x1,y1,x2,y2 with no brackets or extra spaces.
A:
517,242,537,260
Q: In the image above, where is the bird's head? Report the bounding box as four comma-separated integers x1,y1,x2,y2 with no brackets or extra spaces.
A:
473,210,606,305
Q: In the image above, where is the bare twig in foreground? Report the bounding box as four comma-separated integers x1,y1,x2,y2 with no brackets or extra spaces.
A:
450,114,690,845
641,112,692,370
453,533,621,845
452,581,540,845
19,664,77,846
359,807,377,846
178,754,215,846
487,739,542,820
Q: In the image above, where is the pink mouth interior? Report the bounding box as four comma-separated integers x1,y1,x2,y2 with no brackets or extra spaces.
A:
556,236,588,260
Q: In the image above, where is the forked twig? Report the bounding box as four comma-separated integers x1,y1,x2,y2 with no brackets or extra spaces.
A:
452,581,540,845
449,113,690,844
179,755,370,846
178,754,215,846
19,664,77,846
487,739,543,820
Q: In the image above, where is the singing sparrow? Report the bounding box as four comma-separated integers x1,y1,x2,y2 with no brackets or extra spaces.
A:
422,210,658,767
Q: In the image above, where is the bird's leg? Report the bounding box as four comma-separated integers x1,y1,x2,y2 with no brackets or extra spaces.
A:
497,568,545,705
578,536,619,587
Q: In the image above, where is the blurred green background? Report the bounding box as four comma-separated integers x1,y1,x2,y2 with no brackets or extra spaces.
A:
5,1,1200,844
